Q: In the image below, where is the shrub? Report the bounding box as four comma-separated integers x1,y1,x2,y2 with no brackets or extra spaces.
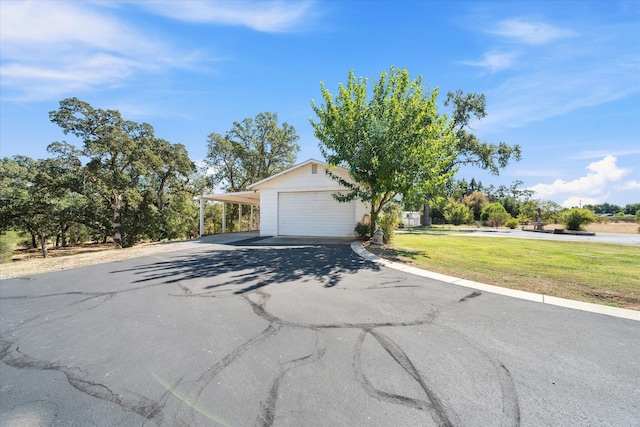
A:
444,200,472,225
378,203,401,243
354,222,371,240
505,218,519,229
0,231,19,263
481,202,511,228
636,210,640,233
561,208,597,231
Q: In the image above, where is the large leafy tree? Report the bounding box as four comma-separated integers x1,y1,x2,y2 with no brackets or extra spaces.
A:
0,152,87,257
49,98,194,247
418,90,522,225
206,112,300,230
311,67,457,235
206,112,300,192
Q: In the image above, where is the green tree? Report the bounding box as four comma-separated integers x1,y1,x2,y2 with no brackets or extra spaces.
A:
50,98,153,247
481,202,511,228
0,155,81,257
50,98,194,247
207,112,300,192
311,67,457,235
207,112,299,232
517,199,539,223
415,90,522,225
624,203,640,215
539,200,564,223
444,199,472,225
462,191,489,221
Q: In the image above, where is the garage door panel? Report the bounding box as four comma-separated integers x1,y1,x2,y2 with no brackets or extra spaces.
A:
278,191,355,237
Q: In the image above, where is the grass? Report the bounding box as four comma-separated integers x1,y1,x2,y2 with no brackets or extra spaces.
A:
367,234,640,310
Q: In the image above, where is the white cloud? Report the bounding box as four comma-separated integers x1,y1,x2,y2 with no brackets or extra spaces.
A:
528,156,631,207
490,19,574,44
465,17,639,133
136,0,317,33
616,180,640,191
461,52,516,72
471,56,640,132
0,1,203,101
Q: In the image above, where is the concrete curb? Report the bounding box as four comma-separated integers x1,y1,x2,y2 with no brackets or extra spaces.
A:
351,242,640,322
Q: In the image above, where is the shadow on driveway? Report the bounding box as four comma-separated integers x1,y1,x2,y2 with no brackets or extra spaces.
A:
110,243,379,294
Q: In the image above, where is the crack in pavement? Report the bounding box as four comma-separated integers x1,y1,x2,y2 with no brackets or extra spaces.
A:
2,244,522,426
174,284,519,426
2,346,172,425
353,329,455,426
255,331,328,427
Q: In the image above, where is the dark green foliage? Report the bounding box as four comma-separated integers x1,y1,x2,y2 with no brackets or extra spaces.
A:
206,112,300,193
561,208,597,231
354,222,371,240
48,98,195,247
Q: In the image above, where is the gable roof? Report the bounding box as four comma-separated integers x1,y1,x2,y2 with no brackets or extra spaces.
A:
247,158,348,189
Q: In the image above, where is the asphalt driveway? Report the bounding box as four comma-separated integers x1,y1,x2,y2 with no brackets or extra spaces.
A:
1,237,638,426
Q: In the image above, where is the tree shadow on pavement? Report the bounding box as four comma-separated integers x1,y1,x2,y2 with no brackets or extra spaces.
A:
110,244,380,294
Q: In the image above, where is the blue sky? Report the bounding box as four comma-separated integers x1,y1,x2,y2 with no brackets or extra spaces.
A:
1,0,639,207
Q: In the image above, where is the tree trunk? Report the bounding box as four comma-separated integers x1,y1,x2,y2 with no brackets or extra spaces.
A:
39,232,48,258
369,204,377,237
55,234,60,247
31,233,37,249
422,201,432,226
112,192,122,248
61,224,69,247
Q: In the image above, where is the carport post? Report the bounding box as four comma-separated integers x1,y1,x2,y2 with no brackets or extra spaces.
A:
199,197,204,237
250,206,254,230
222,202,226,233
239,204,242,232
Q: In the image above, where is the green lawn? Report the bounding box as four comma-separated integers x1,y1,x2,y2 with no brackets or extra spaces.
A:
367,234,640,310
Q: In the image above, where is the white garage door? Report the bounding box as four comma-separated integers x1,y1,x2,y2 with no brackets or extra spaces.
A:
278,191,356,237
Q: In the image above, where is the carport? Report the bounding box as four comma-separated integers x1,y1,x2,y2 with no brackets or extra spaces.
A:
199,191,260,236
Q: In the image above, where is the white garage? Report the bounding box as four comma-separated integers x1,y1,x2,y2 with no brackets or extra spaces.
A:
277,191,356,237
200,159,369,238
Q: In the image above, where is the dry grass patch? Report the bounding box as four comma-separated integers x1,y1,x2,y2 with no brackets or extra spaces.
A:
1,240,199,280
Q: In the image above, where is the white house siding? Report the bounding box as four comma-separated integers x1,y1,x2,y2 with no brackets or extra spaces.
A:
278,191,355,237
252,162,368,237
258,189,279,236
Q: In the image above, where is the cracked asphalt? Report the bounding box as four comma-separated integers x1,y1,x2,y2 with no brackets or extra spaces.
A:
1,237,639,426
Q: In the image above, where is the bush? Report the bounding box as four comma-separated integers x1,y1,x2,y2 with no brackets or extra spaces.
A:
481,202,511,228
505,218,519,229
0,231,19,263
444,200,472,225
636,210,640,233
354,222,371,240
561,208,597,231
378,204,401,243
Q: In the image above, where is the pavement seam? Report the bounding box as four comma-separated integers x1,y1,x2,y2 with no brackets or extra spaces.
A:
350,242,640,322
